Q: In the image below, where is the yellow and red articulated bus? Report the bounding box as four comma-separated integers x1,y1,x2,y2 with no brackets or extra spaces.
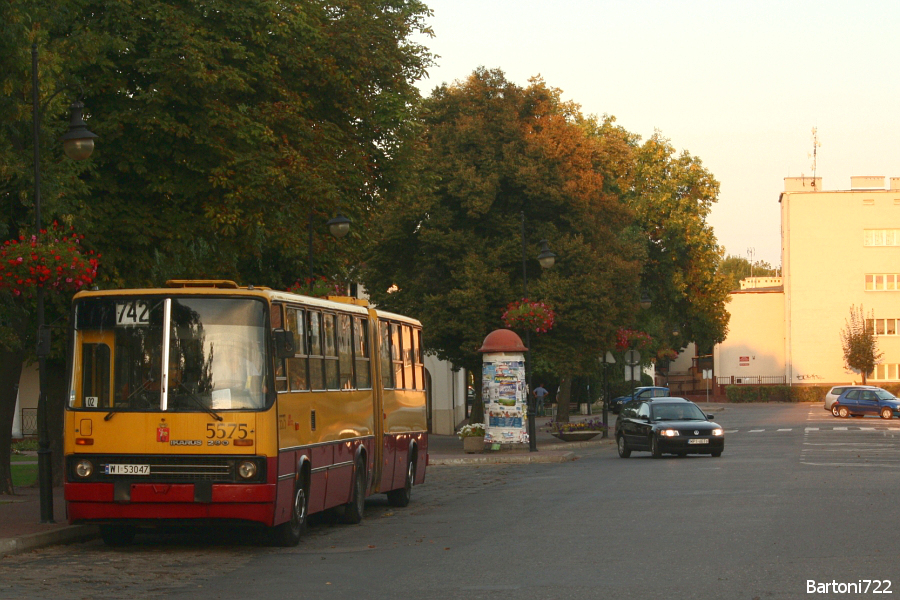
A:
64,280,427,546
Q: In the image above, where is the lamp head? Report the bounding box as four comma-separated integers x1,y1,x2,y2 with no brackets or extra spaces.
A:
60,101,98,161
537,239,556,269
327,213,351,238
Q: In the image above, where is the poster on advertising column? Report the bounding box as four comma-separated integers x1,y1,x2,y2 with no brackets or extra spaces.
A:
482,355,528,445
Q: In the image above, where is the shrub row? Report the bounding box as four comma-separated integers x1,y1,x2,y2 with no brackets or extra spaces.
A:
725,385,827,403
725,383,900,403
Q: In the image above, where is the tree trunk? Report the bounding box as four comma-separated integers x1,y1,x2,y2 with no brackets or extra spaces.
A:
470,367,484,424
0,347,26,495
46,358,67,487
555,376,573,423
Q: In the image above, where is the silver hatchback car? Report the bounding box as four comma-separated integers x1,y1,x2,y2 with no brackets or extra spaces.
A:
825,385,877,416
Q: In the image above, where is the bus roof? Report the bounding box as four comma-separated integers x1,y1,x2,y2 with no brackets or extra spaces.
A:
73,281,422,326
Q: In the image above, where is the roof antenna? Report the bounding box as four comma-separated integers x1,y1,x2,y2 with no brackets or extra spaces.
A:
809,126,821,188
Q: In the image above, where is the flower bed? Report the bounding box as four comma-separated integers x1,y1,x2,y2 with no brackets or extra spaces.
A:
288,276,344,298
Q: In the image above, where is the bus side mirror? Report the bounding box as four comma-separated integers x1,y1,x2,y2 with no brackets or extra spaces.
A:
273,329,295,359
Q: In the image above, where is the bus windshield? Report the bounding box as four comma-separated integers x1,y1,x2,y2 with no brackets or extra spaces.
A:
70,296,269,412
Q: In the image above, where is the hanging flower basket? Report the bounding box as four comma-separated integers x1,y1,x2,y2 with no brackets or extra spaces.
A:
288,276,344,298
615,328,651,352
657,348,678,361
0,223,100,297
502,298,555,333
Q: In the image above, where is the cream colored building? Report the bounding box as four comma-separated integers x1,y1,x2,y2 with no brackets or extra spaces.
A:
715,176,900,386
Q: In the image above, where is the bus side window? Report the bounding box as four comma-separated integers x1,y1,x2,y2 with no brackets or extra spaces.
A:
354,317,371,389
323,313,339,389
402,324,414,390
82,343,111,407
338,314,354,390
272,303,287,392
379,321,393,389
287,308,308,392
391,323,403,389
308,311,325,390
415,328,425,391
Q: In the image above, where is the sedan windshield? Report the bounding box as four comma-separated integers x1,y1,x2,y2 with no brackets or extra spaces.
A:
70,296,269,412
651,403,707,421
875,390,898,401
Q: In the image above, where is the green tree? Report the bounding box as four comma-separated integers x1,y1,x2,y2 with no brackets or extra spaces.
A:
0,0,433,494
841,305,882,384
719,254,779,291
626,133,731,355
361,69,643,423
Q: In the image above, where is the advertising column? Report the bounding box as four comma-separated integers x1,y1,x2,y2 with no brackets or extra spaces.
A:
478,329,528,446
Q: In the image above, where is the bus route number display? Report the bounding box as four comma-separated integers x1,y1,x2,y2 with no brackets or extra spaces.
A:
116,301,150,326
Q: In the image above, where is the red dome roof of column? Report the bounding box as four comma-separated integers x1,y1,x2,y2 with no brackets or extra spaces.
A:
478,329,528,353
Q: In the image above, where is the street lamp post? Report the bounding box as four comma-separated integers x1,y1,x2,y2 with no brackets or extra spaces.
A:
31,44,98,523
307,210,351,294
520,211,555,452
600,351,615,439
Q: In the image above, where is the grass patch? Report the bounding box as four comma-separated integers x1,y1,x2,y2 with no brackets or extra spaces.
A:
11,439,39,452
10,455,34,463
12,463,37,487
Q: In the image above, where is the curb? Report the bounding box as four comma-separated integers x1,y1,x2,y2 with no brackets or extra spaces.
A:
0,525,99,558
429,451,577,465
429,438,614,465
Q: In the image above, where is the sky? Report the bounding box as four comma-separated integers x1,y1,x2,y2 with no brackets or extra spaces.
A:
413,0,900,267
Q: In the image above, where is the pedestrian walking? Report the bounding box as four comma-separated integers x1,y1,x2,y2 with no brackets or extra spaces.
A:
533,383,549,417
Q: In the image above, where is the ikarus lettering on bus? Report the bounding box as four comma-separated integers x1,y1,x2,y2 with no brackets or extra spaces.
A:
170,440,202,446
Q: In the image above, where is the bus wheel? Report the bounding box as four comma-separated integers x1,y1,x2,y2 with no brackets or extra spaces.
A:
387,456,415,508
100,524,135,547
340,459,366,525
272,477,308,547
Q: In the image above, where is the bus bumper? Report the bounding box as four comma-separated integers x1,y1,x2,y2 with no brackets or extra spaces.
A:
65,482,277,526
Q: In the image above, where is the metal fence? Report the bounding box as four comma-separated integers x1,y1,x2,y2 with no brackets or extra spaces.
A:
20,408,37,436
716,376,787,386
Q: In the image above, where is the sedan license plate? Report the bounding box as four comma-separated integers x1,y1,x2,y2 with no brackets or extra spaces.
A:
687,438,709,445
105,464,150,475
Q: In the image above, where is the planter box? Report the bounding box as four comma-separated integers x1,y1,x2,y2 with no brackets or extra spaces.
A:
550,431,602,442
462,436,486,453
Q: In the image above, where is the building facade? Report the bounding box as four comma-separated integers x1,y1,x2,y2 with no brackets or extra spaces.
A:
715,176,900,386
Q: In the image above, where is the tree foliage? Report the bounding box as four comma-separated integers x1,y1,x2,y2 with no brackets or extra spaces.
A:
0,0,434,493
719,254,779,291
841,305,882,384
361,69,645,421
626,133,731,355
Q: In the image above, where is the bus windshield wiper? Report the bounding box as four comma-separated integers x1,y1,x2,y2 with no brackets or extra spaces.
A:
175,383,223,421
105,377,157,421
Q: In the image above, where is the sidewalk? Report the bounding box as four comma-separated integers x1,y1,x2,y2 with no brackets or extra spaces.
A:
0,413,620,557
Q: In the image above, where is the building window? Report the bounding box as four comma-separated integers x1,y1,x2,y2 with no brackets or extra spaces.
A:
870,364,900,381
865,318,899,336
865,274,900,291
865,230,900,246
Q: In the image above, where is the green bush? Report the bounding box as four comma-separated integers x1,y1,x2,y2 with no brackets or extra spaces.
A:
11,439,38,452
724,385,828,403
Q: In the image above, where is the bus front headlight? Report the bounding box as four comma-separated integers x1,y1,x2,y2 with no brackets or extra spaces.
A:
75,459,93,478
238,461,257,480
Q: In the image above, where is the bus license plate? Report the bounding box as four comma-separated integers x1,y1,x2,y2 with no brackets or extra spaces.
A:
105,464,150,475
687,438,709,445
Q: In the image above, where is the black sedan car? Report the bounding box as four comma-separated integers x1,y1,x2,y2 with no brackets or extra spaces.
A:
615,397,724,458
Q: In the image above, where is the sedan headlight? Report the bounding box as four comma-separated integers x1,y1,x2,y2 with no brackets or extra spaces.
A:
238,460,258,480
75,459,93,478
659,429,679,437
712,428,724,436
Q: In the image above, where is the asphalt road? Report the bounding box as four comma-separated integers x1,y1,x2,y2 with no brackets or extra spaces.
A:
2,403,899,600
